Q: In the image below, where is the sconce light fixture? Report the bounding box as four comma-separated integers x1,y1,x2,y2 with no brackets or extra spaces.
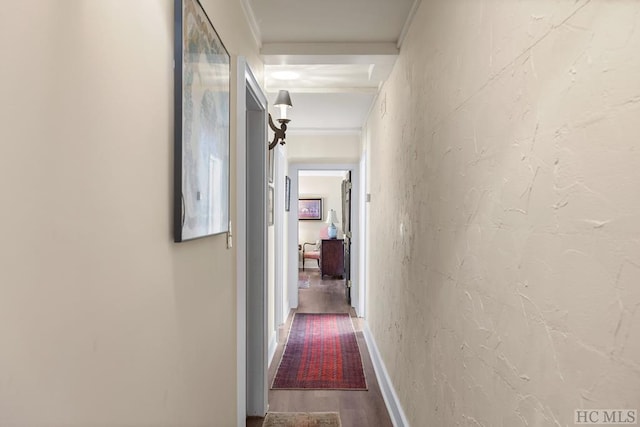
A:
268,90,292,150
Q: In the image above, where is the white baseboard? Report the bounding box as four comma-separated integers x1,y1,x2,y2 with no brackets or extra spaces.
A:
363,322,410,427
268,333,278,367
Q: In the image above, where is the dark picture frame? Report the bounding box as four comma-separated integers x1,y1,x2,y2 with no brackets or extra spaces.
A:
173,0,230,242
284,176,291,212
298,198,323,221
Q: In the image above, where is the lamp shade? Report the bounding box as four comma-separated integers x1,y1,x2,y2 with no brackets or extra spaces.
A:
274,90,292,120
274,90,292,108
326,209,339,225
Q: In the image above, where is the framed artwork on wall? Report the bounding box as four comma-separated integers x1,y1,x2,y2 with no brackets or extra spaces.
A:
298,198,323,221
284,176,291,212
173,0,230,242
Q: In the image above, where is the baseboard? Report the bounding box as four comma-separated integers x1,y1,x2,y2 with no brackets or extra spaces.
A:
363,322,410,427
268,333,278,367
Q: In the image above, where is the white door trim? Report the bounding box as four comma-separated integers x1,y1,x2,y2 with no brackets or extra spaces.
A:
236,57,269,425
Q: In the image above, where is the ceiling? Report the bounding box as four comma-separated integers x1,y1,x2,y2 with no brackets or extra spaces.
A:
243,0,420,133
299,170,348,178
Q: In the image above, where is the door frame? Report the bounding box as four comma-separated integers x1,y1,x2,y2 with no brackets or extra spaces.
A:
273,147,285,340
287,163,364,316
236,57,268,425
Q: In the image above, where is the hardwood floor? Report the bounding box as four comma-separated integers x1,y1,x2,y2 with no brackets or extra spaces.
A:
247,270,393,427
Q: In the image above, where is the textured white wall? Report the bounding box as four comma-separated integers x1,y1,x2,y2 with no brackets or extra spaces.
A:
268,198,276,344
365,1,640,425
0,1,260,426
287,134,361,163
280,146,290,323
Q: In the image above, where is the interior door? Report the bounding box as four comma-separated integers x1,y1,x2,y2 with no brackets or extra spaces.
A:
341,171,352,304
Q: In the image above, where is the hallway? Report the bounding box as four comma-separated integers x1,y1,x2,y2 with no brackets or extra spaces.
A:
248,271,392,427
3,2,640,426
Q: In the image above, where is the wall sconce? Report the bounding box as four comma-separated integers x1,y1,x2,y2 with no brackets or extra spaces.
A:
268,90,292,150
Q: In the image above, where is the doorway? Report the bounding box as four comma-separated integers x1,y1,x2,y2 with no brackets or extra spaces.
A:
287,163,363,317
297,169,350,304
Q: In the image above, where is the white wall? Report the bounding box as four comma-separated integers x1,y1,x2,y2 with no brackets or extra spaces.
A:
365,1,640,426
287,133,361,163
280,147,290,324
0,1,261,426
267,144,287,356
298,175,344,253
267,191,275,348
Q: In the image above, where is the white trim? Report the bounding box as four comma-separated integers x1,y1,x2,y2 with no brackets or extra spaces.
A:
397,0,422,49
268,334,278,367
235,56,248,427
348,168,362,317
358,154,367,318
237,57,269,426
274,145,285,329
239,0,262,49
363,322,410,427
286,172,300,310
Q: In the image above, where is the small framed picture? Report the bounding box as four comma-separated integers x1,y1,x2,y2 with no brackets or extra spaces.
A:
298,198,322,221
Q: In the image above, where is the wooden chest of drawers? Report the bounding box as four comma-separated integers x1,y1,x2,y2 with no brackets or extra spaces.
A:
321,239,344,279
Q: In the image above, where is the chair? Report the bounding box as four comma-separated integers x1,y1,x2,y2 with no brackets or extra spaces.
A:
302,241,320,271
301,226,329,271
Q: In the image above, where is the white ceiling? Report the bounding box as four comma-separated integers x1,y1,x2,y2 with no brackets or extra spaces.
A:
299,170,349,178
270,92,375,132
243,0,420,133
248,0,417,44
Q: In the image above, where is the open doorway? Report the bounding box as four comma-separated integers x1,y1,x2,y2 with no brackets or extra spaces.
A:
286,163,363,317
297,170,351,304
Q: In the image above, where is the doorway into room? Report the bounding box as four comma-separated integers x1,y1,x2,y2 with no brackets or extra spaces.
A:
297,169,351,305
286,163,363,317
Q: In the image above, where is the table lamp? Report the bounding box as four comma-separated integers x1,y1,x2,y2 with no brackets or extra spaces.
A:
326,209,339,239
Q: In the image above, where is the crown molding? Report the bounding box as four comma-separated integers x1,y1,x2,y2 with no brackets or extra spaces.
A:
239,0,262,49
397,0,423,48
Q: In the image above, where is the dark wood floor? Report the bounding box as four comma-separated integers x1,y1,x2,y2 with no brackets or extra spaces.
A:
247,270,393,427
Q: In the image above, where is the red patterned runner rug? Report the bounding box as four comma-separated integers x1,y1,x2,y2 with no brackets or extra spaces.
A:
272,313,367,390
